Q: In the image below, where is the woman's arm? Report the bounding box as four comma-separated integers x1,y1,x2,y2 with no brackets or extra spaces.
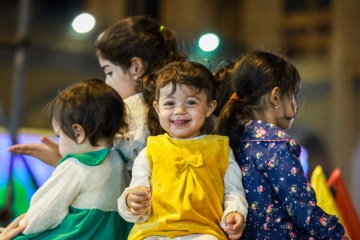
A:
7,136,61,167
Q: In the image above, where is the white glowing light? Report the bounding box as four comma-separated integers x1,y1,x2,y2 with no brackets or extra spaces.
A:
199,33,220,52
72,13,96,33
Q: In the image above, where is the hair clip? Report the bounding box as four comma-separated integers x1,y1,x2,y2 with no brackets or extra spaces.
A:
230,93,240,101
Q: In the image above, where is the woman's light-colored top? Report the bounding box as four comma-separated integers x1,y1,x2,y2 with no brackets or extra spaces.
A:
115,93,150,171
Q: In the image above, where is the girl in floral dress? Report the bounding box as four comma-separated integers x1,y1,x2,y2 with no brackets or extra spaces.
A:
216,50,348,240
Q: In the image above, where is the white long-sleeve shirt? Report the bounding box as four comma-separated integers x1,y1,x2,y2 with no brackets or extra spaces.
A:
118,135,248,228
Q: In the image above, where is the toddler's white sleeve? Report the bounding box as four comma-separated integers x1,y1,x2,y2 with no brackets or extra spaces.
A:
118,148,152,223
221,147,248,228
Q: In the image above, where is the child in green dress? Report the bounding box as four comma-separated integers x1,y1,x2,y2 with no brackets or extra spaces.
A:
14,79,132,239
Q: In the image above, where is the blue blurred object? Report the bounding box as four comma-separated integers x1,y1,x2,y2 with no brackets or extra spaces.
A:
300,146,309,179
0,132,56,222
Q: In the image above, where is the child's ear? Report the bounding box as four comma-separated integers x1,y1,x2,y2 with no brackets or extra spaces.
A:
205,100,217,118
153,101,160,115
72,124,85,144
270,87,280,106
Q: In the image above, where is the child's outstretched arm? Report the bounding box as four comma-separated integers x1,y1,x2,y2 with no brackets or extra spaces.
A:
118,148,152,223
221,148,248,239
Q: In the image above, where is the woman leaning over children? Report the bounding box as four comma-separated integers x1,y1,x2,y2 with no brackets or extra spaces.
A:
5,16,187,240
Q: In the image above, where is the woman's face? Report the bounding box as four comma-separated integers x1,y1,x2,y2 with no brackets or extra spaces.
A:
98,55,137,100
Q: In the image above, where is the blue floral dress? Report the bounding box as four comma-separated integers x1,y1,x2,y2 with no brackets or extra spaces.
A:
237,120,345,240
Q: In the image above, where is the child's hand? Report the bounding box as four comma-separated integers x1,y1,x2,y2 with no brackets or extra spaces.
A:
126,186,151,215
224,212,245,239
0,214,27,240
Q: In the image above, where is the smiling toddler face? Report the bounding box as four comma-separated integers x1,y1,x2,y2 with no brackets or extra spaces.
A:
153,83,213,139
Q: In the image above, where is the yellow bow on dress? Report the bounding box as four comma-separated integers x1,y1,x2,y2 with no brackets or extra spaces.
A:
173,151,204,173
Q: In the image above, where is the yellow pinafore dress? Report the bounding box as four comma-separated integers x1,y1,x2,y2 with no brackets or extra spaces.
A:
128,134,229,240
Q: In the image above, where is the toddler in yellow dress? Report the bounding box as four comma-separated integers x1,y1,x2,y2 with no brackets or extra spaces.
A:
118,62,248,240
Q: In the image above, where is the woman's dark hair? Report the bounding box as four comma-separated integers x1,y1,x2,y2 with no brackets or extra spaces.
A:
215,50,301,155
95,16,186,78
50,79,128,146
150,61,217,135
95,16,187,135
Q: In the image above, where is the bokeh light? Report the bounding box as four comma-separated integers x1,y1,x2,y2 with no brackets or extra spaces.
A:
71,13,96,33
199,33,220,52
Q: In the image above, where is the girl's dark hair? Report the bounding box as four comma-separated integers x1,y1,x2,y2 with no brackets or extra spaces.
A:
95,16,187,136
50,79,128,146
150,61,217,135
213,60,236,117
216,50,301,155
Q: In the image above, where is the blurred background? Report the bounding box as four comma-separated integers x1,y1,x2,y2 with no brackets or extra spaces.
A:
0,0,359,227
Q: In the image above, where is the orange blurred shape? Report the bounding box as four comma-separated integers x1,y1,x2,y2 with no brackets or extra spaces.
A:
328,168,360,240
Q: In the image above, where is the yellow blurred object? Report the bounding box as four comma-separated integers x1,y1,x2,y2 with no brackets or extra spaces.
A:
310,165,349,235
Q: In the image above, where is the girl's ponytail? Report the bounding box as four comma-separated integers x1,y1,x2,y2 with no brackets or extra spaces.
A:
215,98,244,156
213,61,235,117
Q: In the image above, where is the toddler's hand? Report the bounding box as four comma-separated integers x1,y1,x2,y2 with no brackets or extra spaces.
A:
224,212,245,240
0,214,27,240
126,186,151,216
